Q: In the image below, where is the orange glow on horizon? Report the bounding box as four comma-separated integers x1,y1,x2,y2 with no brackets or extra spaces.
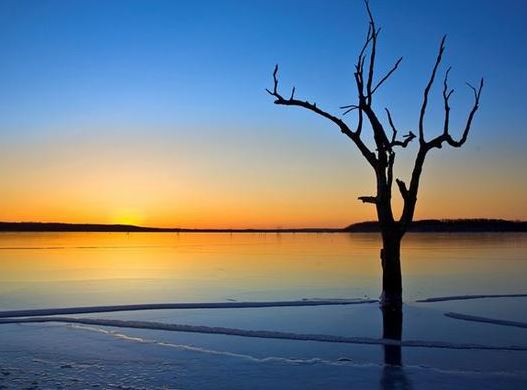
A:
1,129,526,228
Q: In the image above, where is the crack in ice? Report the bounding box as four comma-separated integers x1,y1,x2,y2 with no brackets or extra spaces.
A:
0,299,376,319
2,316,527,352
445,312,527,329
416,293,527,303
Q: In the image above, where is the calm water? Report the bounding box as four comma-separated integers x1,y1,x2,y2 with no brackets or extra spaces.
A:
1,232,526,389
0,232,526,308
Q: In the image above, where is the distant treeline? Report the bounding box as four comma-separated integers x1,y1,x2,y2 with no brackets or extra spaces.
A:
0,219,525,233
0,222,339,233
0,222,175,233
344,219,527,232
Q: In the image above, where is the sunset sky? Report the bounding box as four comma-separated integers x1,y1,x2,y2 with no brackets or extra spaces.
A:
0,0,526,228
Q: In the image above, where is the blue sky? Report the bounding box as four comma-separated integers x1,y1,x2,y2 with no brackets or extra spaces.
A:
0,0,526,226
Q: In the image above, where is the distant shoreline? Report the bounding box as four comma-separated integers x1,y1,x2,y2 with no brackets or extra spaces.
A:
0,219,525,233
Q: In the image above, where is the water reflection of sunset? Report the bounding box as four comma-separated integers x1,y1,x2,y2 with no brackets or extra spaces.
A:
1,233,526,308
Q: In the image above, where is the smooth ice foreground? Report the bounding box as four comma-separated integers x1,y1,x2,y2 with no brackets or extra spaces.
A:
1,300,527,352
1,296,527,389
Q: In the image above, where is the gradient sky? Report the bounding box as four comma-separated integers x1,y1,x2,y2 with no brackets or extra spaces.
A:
0,0,526,228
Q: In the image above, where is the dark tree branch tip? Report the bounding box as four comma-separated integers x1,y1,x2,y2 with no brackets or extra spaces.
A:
358,196,378,204
341,104,359,116
440,34,447,50
466,79,484,101
364,0,374,23
465,81,477,96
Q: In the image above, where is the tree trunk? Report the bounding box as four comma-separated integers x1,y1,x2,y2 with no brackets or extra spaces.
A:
380,232,402,308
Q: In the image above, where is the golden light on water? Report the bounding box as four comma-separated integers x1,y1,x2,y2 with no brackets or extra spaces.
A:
1,233,525,303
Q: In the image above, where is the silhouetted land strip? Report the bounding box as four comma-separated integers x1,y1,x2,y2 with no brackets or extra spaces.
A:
0,222,339,233
0,219,525,233
344,219,527,232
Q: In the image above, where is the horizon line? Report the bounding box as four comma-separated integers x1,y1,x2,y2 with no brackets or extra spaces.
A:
0,219,525,233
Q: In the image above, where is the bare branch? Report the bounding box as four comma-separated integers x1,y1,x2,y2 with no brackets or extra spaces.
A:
387,151,395,189
392,131,416,148
371,57,403,96
342,107,357,116
365,0,378,104
265,64,280,96
426,76,483,150
358,196,377,204
367,28,381,100
465,81,479,99
364,0,375,28
340,104,359,116
355,23,373,99
385,108,416,148
445,78,483,147
356,108,364,136
401,75,483,228
266,66,377,167
357,24,373,67
385,108,397,143
442,66,453,136
419,35,446,144
362,105,392,153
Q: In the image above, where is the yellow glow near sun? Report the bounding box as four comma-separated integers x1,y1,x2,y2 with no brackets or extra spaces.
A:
111,209,144,226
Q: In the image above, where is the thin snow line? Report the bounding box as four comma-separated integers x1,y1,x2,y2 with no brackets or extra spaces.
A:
2,316,527,352
445,312,527,329
416,294,527,303
0,299,377,319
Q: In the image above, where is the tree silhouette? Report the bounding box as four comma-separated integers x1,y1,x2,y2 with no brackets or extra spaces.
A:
267,1,483,308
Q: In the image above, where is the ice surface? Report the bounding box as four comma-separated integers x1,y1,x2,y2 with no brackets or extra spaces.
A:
445,312,527,329
416,293,527,303
2,315,527,352
1,321,527,390
0,298,377,318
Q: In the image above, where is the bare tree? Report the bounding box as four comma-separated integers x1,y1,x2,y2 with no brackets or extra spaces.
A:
266,1,483,308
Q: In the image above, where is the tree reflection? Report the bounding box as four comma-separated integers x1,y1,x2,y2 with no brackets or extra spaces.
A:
380,306,413,389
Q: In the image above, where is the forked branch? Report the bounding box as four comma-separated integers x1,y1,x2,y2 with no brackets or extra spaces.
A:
419,35,446,144
385,108,416,148
399,38,483,228
425,75,483,150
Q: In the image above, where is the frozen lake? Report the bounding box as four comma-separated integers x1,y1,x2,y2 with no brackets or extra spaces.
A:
0,232,526,388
